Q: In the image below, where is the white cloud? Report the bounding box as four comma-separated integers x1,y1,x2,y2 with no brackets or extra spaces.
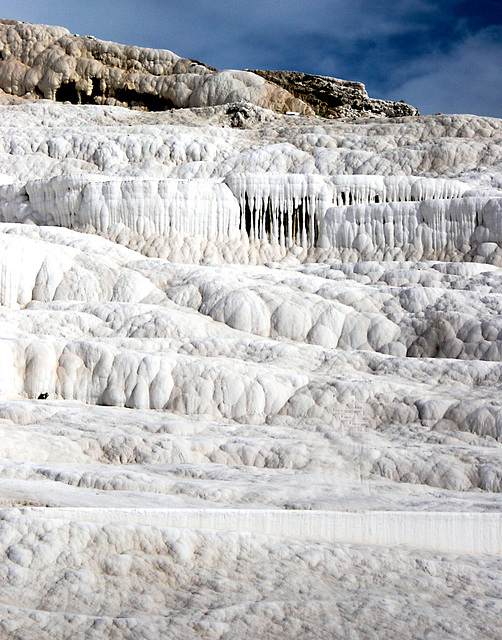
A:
388,27,502,117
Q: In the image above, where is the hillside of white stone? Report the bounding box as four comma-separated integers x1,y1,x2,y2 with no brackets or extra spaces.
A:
0,19,313,115
0,101,502,638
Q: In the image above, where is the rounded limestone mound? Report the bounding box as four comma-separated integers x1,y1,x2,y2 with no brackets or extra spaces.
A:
0,19,313,115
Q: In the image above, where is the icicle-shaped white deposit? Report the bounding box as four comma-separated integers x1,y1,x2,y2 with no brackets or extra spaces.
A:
319,196,502,260
24,176,242,242
224,173,471,250
329,176,469,206
224,173,333,247
0,171,497,263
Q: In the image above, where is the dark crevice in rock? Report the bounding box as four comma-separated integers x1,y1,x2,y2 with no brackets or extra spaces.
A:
241,196,319,247
55,79,176,111
113,88,175,111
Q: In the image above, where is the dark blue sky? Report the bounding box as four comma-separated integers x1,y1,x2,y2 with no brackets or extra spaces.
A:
3,0,502,117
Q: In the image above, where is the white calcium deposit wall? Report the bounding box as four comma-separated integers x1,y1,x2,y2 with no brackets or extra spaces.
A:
1,169,499,262
319,196,502,259
26,175,242,241
22,508,502,556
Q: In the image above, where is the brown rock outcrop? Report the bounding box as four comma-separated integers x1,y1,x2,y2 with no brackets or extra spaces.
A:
248,69,419,118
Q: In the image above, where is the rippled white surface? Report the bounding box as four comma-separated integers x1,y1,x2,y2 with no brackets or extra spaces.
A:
0,101,501,639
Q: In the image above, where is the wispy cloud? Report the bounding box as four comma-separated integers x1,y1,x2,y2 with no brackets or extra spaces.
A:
387,26,502,116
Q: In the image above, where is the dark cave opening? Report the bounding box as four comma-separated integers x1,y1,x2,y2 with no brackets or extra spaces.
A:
113,88,175,111
55,79,100,105
55,81,80,104
54,78,175,111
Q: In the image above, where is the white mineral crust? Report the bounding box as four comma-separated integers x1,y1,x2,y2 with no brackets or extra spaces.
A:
0,35,502,640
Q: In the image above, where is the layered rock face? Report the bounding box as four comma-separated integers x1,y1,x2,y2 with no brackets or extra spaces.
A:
0,20,502,640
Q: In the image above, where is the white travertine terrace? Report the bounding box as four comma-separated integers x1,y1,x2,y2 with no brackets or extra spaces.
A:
1,103,501,265
0,22,502,640
20,507,502,555
3,172,478,258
